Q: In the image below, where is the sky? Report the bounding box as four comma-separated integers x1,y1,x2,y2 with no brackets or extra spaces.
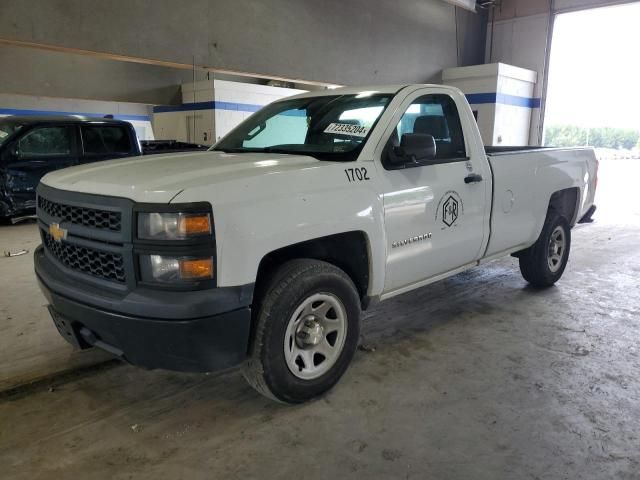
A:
544,2,640,130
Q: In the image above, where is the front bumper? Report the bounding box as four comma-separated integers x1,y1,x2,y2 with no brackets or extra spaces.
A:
35,246,252,372
0,193,35,218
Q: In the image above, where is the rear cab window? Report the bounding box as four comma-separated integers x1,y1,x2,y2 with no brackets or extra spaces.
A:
81,125,132,155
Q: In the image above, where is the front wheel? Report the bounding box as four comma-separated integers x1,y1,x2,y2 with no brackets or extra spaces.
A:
519,211,571,287
242,259,361,403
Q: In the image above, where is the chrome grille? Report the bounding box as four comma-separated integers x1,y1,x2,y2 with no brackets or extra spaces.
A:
43,232,126,283
38,196,122,231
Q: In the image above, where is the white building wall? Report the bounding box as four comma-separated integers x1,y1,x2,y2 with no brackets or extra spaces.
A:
213,80,307,140
153,80,306,145
442,67,498,144
443,63,537,146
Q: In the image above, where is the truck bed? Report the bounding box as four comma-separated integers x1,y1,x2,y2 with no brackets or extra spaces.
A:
483,146,598,258
485,146,565,155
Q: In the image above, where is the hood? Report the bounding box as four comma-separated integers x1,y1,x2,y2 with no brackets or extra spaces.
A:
41,151,321,203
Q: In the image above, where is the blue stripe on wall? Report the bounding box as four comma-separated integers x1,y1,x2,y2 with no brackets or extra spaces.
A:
464,93,497,105
465,93,541,108
0,108,150,121
0,94,541,122
154,93,542,115
153,101,264,114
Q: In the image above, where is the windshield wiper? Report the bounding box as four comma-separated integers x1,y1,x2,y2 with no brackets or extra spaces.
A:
214,146,328,158
213,147,252,153
214,146,296,155
261,147,294,154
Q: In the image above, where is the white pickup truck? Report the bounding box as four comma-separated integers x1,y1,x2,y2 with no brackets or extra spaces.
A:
35,84,598,403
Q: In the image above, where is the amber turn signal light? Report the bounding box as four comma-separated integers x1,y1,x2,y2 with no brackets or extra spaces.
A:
178,214,211,236
179,257,214,280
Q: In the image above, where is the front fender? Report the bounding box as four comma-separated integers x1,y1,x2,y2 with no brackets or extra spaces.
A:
172,162,387,297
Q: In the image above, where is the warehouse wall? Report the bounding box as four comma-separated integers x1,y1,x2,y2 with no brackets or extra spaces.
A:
456,7,489,67
0,0,486,91
0,45,206,105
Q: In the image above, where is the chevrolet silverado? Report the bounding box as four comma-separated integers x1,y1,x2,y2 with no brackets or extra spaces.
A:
34,85,598,403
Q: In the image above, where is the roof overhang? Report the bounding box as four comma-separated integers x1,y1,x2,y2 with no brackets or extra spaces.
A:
442,0,477,12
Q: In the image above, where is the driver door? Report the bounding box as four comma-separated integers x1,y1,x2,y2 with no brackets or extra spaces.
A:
2,124,78,212
377,89,491,295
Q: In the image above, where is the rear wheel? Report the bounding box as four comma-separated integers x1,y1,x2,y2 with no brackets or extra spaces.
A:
243,259,361,403
519,211,571,287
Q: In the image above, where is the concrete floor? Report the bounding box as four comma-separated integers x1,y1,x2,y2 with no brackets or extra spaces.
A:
1,159,639,479
0,221,110,391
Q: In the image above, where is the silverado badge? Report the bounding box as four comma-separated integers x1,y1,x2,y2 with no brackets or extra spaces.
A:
49,223,67,243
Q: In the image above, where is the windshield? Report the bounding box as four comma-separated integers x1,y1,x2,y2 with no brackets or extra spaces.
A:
0,120,24,147
212,93,393,161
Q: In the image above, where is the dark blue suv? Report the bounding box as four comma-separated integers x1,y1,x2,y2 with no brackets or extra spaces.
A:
0,116,141,219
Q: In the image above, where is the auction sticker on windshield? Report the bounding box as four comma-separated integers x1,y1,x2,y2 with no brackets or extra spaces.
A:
324,123,370,138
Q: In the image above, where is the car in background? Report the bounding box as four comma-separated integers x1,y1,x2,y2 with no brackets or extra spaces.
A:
0,116,209,221
0,116,141,220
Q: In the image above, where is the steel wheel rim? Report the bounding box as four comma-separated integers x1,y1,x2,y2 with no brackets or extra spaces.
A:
548,225,566,273
284,293,348,380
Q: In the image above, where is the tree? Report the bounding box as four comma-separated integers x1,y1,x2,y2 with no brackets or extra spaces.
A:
545,124,640,149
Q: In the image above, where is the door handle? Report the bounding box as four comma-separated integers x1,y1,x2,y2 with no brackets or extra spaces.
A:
464,173,483,184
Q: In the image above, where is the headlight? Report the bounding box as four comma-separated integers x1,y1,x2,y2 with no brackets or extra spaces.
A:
138,212,211,240
140,254,214,283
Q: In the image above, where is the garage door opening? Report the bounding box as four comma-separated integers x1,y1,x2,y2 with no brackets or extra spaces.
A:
543,2,640,224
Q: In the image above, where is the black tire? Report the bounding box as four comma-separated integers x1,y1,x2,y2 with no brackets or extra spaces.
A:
519,210,571,288
242,259,361,403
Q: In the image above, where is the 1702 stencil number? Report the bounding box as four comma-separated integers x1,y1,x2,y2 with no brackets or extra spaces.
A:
344,167,370,183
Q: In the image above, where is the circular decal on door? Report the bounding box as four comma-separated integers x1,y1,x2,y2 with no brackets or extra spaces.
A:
502,189,515,214
436,191,464,228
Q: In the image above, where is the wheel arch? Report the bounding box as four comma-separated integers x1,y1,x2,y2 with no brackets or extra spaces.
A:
512,187,580,259
548,187,580,226
253,231,372,312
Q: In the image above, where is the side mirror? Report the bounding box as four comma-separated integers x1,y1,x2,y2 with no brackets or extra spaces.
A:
394,133,436,164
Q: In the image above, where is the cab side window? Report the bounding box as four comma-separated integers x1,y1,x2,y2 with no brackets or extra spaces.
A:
17,127,72,158
384,94,466,168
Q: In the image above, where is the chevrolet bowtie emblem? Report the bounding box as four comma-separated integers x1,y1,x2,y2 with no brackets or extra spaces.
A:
49,223,67,243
